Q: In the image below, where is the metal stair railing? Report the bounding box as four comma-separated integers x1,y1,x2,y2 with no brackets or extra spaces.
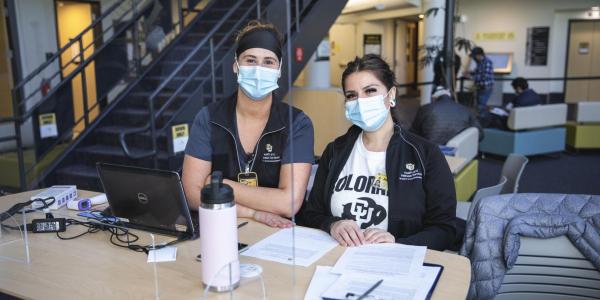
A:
119,0,316,167
0,0,218,191
119,0,251,162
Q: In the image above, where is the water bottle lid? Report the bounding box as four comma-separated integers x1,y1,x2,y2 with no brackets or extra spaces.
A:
200,171,234,206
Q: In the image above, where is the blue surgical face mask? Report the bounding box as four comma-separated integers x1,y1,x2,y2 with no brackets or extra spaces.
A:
236,60,281,101
344,90,391,132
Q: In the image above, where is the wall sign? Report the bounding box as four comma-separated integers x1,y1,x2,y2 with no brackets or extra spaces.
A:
474,31,515,41
316,39,330,61
363,34,382,55
578,42,590,54
526,27,549,66
39,113,58,139
171,124,189,154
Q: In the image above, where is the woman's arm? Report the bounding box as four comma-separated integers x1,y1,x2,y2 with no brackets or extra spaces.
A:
396,145,457,251
223,162,311,217
183,154,294,227
300,144,344,232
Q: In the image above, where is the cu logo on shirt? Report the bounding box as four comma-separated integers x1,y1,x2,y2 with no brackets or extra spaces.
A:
342,197,387,229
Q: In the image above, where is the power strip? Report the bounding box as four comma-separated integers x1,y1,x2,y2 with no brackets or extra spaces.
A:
30,185,77,210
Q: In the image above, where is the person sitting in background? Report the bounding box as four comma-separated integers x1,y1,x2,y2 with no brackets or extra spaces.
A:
481,77,542,129
300,54,456,251
506,77,542,110
411,87,483,145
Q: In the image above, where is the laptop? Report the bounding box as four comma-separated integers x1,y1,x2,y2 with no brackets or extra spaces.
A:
96,163,196,239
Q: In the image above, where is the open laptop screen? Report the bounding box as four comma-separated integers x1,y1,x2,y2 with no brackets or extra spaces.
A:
97,163,194,238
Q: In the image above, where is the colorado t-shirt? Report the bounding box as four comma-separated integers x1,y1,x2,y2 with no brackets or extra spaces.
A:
330,133,389,230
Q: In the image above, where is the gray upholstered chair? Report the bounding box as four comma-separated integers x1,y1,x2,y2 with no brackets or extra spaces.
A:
500,153,528,194
456,176,507,221
496,235,600,300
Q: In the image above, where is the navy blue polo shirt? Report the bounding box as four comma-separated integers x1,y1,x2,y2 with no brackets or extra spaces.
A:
185,106,315,166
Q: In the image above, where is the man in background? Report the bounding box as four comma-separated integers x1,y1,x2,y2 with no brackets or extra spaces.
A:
465,47,494,114
411,87,483,145
507,77,541,110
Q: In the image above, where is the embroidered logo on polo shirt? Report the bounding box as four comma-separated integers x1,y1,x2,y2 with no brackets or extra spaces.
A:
399,162,422,181
262,143,281,163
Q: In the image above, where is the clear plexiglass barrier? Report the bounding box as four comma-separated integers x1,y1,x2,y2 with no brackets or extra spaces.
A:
0,210,31,264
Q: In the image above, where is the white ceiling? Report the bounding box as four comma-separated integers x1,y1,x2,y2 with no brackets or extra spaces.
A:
342,0,417,14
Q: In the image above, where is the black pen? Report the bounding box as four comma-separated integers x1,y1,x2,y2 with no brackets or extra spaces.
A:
357,279,383,300
237,221,248,229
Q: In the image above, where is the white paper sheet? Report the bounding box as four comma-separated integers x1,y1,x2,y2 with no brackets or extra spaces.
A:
304,266,341,300
413,266,442,300
242,226,338,267
321,265,441,300
147,246,177,263
321,273,418,300
331,243,426,277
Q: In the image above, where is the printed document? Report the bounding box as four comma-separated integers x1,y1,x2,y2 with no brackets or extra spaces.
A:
320,266,442,300
304,266,340,300
331,243,426,277
242,226,338,267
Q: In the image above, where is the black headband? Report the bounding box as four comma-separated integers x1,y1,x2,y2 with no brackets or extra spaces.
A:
235,29,282,61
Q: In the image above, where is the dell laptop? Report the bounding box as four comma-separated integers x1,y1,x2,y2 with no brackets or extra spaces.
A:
96,163,196,239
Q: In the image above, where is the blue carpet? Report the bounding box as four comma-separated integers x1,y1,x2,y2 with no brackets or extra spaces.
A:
478,151,600,195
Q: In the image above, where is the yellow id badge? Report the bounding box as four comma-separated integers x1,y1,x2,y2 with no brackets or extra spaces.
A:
374,173,388,191
238,172,259,187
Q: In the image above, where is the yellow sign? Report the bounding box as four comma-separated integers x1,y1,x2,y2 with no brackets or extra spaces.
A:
39,113,56,126
171,124,189,138
171,124,189,153
475,32,515,41
39,113,58,138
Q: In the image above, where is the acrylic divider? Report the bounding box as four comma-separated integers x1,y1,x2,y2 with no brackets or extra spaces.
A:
0,210,31,264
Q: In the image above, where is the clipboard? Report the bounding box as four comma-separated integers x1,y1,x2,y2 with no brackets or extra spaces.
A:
423,263,444,300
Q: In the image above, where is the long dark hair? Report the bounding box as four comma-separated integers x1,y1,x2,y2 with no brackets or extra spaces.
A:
341,54,398,92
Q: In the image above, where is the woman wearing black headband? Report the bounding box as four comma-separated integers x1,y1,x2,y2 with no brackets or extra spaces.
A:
182,21,314,227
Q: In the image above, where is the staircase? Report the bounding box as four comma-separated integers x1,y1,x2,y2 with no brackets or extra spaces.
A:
41,0,348,191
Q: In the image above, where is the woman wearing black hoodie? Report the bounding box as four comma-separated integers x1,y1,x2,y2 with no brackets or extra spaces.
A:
300,55,456,251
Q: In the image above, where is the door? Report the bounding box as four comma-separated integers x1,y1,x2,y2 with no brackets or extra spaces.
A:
55,0,99,136
0,0,14,117
329,23,356,87
405,21,419,95
565,20,600,103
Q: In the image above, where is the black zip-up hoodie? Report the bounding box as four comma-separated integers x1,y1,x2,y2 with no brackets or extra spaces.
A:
299,124,456,251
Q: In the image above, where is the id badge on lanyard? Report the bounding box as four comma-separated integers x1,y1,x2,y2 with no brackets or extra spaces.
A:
238,165,258,187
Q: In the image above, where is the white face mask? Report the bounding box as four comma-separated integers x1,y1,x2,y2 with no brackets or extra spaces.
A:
344,89,392,132
236,60,281,101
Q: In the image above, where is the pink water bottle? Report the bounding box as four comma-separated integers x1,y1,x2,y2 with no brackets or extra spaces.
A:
199,171,240,292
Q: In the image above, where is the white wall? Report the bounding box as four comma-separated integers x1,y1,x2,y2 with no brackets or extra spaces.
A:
458,0,600,94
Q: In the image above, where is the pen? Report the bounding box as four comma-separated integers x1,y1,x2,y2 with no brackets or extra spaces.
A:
237,221,248,229
357,279,383,300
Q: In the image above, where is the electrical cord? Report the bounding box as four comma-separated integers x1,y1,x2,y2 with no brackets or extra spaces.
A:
2,200,188,255
0,197,56,223
65,212,190,254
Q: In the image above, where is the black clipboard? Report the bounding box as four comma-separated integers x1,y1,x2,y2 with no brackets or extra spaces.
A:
423,263,444,300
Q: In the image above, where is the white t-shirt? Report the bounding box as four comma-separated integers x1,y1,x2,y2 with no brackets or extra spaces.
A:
330,133,389,230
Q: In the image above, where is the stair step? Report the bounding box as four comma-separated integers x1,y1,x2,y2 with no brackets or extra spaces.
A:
78,142,168,159
55,163,102,191
56,164,98,179
114,107,176,117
